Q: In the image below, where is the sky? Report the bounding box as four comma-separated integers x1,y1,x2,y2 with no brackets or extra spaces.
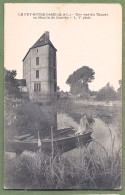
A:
4,3,122,92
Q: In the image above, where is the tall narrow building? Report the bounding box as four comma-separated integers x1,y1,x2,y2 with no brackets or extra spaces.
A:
23,31,57,102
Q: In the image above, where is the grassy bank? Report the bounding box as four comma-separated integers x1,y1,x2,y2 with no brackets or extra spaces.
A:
4,137,121,189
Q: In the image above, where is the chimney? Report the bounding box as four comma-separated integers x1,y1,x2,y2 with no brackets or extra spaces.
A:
45,31,49,42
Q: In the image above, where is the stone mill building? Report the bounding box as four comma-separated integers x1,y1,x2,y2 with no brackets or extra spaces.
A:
22,31,57,102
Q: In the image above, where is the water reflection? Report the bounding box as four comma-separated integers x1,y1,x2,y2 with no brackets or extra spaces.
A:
57,113,120,151
92,118,120,150
38,106,120,152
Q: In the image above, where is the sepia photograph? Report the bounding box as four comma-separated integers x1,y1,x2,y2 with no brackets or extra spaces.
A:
4,3,122,190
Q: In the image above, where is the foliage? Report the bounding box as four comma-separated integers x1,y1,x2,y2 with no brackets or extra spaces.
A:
66,66,95,95
66,66,95,85
96,83,117,102
55,97,121,128
117,80,122,100
90,90,98,97
5,92,121,189
4,68,21,98
5,101,52,139
70,82,88,95
5,139,121,189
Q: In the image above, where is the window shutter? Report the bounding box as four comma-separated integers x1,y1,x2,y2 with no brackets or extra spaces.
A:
34,83,36,91
34,83,41,92
36,83,38,91
39,83,41,91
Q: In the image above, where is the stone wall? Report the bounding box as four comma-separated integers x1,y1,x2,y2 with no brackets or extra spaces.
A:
23,44,57,102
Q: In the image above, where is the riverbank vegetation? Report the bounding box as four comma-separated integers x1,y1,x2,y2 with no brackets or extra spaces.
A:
5,133,121,189
4,68,122,189
4,96,121,189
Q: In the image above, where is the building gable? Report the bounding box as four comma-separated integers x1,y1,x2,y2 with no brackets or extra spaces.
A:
23,31,57,61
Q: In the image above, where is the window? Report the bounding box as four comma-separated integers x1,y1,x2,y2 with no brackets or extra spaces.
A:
54,82,57,92
36,57,39,65
37,48,38,53
34,83,41,92
36,70,39,78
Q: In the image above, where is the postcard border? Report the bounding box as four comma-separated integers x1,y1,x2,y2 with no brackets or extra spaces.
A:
0,0,125,195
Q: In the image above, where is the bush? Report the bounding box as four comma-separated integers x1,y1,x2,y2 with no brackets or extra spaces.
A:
96,83,117,102
5,101,52,139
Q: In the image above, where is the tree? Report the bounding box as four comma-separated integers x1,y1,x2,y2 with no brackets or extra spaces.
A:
96,83,117,102
66,66,95,95
117,80,122,99
4,68,20,98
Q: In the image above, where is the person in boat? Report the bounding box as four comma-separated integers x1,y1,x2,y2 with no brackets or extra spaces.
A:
75,114,90,135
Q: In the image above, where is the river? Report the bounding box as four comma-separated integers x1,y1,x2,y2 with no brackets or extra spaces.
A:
57,113,121,155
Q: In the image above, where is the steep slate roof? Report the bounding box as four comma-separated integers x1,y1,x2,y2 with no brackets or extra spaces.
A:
23,32,57,61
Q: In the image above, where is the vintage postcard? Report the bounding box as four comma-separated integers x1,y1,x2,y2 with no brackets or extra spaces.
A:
4,3,122,189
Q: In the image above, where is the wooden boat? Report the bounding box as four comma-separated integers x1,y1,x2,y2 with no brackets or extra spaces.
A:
5,139,38,154
42,130,93,154
49,127,75,139
14,134,31,141
5,128,93,155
